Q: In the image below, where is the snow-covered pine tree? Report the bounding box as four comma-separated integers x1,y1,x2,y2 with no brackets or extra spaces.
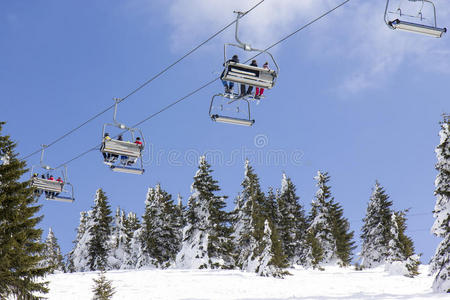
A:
251,219,289,278
177,156,234,269
139,184,181,268
305,171,354,268
277,173,308,266
387,212,405,263
232,160,288,275
88,188,113,271
41,228,65,273
67,211,93,272
121,212,140,269
109,207,127,269
430,114,450,293
0,121,51,298
360,181,394,268
92,271,115,300
232,160,266,270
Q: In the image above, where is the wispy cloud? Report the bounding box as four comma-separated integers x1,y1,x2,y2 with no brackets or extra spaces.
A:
141,0,450,94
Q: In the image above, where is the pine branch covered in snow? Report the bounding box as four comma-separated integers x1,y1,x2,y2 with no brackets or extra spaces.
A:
430,115,450,293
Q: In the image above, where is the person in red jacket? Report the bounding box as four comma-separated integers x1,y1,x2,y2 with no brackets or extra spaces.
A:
135,137,143,148
56,177,63,184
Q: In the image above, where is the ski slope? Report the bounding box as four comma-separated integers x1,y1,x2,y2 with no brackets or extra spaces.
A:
44,265,447,299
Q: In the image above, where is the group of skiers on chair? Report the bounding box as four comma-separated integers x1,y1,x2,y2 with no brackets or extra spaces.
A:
221,54,268,100
32,173,63,199
102,133,143,166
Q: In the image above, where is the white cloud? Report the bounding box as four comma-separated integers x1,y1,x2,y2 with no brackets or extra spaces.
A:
162,0,450,94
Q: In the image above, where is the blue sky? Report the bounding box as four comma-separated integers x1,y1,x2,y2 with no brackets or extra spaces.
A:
1,0,449,262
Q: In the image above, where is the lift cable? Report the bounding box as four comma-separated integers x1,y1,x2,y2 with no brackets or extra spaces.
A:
21,0,266,161
54,0,353,169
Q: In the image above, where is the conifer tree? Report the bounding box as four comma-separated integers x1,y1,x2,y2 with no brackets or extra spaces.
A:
430,114,450,293
252,219,289,278
263,187,279,225
177,156,234,269
139,184,181,268
232,160,288,275
232,160,267,270
330,200,355,266
386,212,405,263
277,173,308,266
122,212,140,269
360,182,417,271
306,171,354,268
109,207,127,269
88,189,113,271
41,228,65,273
92,271,115,300
67,211,93,272
0,122,50,299
360,181,394,268
393,211,420,277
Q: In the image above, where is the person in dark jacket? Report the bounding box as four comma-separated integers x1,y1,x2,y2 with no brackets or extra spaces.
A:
244,59,258,96
221,54,239,93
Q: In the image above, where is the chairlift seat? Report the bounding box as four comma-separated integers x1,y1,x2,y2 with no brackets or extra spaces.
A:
390,19,446,37
31,177,63,193
111,165,145,175
221,62,276,89
101,139,141,158
47,195,75,203
211,114,254,126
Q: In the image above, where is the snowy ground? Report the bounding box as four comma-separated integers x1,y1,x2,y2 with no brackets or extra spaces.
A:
44,265,446,300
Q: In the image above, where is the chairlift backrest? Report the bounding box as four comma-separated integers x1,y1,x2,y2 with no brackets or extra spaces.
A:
32,177,63,193
102,139,142,158
221,61,276,89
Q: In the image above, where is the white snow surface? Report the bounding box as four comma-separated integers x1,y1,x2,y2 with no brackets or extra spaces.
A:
42,265,447,300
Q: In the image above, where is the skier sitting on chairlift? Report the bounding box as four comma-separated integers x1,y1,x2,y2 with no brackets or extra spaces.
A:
243,60,258,97
255,62,269,99
221,55,239,94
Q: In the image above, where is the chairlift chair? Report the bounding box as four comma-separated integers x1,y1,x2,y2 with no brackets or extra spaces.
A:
209,93,255,126
211,11,279,126
384,0,446,37
221,11,280,89
30,147,75,203
100,99,145,175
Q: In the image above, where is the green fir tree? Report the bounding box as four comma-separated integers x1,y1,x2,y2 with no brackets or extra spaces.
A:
92,271,115,300
88,189,113,271
0,121,51,299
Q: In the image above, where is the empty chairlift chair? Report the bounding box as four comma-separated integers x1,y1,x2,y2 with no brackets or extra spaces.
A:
384,0,447,37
